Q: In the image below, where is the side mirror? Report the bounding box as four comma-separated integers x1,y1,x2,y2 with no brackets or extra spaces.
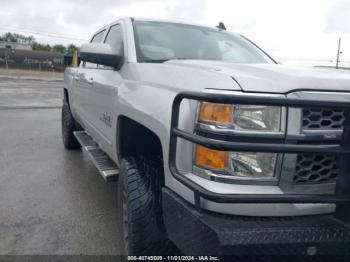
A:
80,43,123,68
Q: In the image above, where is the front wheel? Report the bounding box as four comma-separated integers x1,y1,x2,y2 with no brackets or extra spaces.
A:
61,101,81,150
117,156,171,255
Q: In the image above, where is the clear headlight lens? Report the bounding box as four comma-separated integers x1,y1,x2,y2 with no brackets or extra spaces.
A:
233,105,281,132
229,152,277,177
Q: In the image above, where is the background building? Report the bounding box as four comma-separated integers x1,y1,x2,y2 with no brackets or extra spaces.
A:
0,41,32,50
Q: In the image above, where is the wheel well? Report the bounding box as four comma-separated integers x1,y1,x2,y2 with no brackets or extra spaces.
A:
118,116,163,160
63,89,69,104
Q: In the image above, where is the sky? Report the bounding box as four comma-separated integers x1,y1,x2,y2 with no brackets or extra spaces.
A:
0,0,349,66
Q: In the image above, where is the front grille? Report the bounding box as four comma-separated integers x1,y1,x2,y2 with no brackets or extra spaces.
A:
302,108,345,130
294,154,339,184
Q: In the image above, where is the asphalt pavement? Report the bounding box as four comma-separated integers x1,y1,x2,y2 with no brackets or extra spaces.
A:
0,77,120,255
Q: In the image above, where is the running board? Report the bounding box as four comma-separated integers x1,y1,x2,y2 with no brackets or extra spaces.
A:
74,131,119,182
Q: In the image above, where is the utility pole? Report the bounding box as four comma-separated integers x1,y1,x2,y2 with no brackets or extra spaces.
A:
336,37,342,69
4,52,8,70
4,45,11,70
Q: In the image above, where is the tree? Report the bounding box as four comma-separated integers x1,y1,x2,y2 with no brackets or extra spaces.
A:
0,31,77,53
67,44,79,54
52,44,66,53
0,32,35,44
1,32,17,42
31,42,51,52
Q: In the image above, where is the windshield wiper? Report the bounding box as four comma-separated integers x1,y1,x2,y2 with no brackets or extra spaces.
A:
145,58,190,63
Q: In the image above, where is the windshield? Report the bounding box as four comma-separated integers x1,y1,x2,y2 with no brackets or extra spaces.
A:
133,21,274,64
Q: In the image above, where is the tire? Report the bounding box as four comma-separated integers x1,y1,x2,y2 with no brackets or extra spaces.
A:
61,101,81,150
118,156,172,255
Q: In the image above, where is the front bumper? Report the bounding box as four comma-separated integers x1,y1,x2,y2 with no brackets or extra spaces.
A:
162,188,350,256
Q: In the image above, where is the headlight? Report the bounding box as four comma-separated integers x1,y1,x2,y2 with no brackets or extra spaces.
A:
229,152,277,177
194,146,277,178
233,105,281,132
198,102,282,133
194,102,283,180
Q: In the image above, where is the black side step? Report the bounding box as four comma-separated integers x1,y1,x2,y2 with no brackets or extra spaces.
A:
74,131,119,182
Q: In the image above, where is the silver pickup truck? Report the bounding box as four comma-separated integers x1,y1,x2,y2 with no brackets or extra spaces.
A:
62,17,350,256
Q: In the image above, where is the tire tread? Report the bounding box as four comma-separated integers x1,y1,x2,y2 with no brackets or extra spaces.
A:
61,102,81,150
119,156,175,255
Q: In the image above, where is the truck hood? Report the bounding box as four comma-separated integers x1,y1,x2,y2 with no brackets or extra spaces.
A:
166,60,350,93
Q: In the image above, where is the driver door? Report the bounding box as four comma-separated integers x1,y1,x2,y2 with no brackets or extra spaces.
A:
85,23,124,155
73,29,107,129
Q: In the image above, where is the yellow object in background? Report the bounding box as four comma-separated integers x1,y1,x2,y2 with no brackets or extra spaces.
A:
195,145,228,170
72,49,78,68
199,102,233,125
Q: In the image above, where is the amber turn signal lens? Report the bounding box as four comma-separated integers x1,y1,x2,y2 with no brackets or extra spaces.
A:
195,145,228,170
199,102,233,125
